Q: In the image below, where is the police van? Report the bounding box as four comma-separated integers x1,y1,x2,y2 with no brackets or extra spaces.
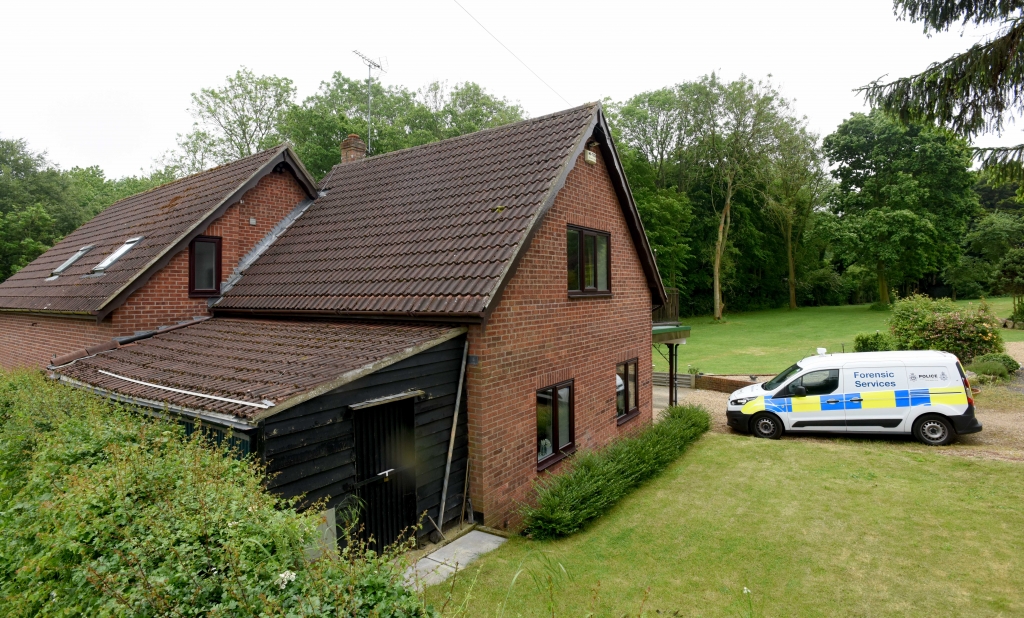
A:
725,350,981,445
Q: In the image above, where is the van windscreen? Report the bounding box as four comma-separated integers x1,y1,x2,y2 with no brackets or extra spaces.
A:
764,363,801,391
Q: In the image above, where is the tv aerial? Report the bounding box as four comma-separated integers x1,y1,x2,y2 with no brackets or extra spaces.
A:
353,50,387,154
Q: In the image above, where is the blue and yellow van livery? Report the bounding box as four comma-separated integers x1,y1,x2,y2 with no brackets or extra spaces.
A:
726,350,982,446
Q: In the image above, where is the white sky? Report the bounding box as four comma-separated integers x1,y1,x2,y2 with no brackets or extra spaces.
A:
3,0,1020,178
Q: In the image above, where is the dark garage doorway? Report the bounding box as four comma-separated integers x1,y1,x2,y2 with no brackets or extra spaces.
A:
352,398,417,549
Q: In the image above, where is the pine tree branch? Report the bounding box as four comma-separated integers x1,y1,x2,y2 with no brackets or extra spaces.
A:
858,17,1024,136
894,0,1024,32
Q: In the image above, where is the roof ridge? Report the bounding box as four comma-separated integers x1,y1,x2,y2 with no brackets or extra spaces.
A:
320,103,599,191
97,144,289,211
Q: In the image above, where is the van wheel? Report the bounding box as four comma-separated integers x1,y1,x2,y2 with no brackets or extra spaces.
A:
913,415,955,446
751,413,783,440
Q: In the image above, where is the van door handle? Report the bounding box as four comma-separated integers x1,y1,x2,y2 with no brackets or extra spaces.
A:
825,399,840,404
848,398,863,403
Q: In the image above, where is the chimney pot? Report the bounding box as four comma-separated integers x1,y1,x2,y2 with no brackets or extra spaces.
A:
340,134,367,163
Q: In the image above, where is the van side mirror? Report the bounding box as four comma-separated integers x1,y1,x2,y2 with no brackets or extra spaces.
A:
792,385,807,397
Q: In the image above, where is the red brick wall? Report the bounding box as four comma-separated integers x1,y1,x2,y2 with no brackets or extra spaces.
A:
0,170,309,370
464,145,654,528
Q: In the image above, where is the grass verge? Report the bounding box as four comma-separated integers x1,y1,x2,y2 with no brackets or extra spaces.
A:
658,298,1024,376
428,433,1024,616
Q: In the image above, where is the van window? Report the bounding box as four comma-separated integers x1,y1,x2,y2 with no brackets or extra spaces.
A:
777,369,839,398
764,363,801,391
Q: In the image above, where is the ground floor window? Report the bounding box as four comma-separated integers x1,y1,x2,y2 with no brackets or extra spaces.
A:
537,380,574,467
616,359,638,420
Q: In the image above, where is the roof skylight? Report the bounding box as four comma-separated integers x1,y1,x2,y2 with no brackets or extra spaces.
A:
50,245,94,276
92,237,143,273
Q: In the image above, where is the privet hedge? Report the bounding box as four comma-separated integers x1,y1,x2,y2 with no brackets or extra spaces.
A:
521,404,711,540
0,371,436,617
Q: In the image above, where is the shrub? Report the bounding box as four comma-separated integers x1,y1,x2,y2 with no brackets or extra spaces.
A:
521,404,710,540
966,361,1009,378
974,353,1021,374
0,371,435,617
854,331,898,352
888,294,1003,362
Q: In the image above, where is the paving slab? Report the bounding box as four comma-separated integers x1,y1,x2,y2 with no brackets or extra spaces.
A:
406,530,506,590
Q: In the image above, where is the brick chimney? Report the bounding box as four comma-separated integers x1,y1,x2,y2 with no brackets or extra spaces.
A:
340,134,366,163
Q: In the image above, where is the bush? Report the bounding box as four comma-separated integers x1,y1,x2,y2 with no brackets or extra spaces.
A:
854,331,898,352
0,371,435,617
974,353,1021,374
888,294,1003,362
521,404,710,540
966,361,1009,378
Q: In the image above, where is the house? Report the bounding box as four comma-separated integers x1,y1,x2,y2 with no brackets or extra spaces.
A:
0,144,317,369
19,103,666,541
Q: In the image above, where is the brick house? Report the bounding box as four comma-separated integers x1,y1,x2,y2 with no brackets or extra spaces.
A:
25,104,666,540
0,145,318,369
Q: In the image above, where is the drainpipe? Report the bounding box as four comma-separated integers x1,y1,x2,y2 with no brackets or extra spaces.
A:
437,338,470,535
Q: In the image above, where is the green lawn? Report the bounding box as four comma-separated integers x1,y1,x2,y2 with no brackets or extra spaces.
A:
427,433,1024,617
657,297,1024,376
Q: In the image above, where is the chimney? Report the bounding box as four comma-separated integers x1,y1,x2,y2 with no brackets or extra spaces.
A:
340,134,367,163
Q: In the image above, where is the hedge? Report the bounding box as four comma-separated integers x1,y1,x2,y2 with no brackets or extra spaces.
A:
521,404,711,540
0,370,436,617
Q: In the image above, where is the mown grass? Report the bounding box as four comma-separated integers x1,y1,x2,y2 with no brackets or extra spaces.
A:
427,433,1024,617
657,297,1024,375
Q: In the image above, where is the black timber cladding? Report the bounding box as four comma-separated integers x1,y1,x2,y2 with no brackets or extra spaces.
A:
260,335,468,537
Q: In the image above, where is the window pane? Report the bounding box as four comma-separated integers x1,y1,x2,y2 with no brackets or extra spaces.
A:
584,235,596,288
557,386,572,449
194,241,217,290
616,364,627,416
596,235,609,290
537,389,554,461
801,369,840,396
567,229,580,290
627,362,637,411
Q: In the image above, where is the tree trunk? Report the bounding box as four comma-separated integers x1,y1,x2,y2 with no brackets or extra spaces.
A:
786,218,797,310
877,262,890,305
713,190,732,321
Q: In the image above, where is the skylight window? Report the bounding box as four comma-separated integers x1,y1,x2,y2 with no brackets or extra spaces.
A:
50,245,94,276
92,237,143,273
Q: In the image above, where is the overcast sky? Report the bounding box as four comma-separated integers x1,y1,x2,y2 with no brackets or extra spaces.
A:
3,0,1019,178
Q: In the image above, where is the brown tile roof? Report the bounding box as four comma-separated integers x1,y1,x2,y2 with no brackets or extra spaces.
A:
0,145,316,317
54,317,464,421
215,104,609,318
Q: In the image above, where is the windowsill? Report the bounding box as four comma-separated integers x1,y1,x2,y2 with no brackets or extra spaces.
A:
568,291,612,299
189,291,221,298
617,409,641,426
537,446,576,472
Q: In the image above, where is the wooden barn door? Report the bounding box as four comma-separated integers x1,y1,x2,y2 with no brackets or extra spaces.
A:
353,399,417,550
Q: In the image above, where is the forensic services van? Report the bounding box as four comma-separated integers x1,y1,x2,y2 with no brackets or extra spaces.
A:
725,350,981,445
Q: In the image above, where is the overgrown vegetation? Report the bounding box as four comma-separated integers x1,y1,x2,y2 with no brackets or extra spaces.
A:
975,352,1021,374
853,331,898,352
888,294,1003,361
0,371,435,617
521,404,710,540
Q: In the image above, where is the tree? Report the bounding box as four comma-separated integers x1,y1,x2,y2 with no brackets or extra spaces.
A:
759,119,827,309
616,89,679,189
176,67,296,172
860,0,1024,173
677,75,789,320
998,248,1024,321
0,205,55,278
823,111,978,304
965,211,1024,263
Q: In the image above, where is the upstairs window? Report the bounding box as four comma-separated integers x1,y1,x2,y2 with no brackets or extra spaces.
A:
537,380,574,468
189,236,222,297
616,359,638,421
50,245,94,277
567,226,609,295
92,237,143,273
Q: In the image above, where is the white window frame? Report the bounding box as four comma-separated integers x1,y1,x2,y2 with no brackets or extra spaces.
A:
92,237,143,272
50,245,94,276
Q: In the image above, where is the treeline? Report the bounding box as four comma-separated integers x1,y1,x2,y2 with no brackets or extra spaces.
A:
0,68,524,279
4,68,1023,320
607,75,1024,319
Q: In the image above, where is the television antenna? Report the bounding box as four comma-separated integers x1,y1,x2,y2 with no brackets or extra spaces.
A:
353,50,387,154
